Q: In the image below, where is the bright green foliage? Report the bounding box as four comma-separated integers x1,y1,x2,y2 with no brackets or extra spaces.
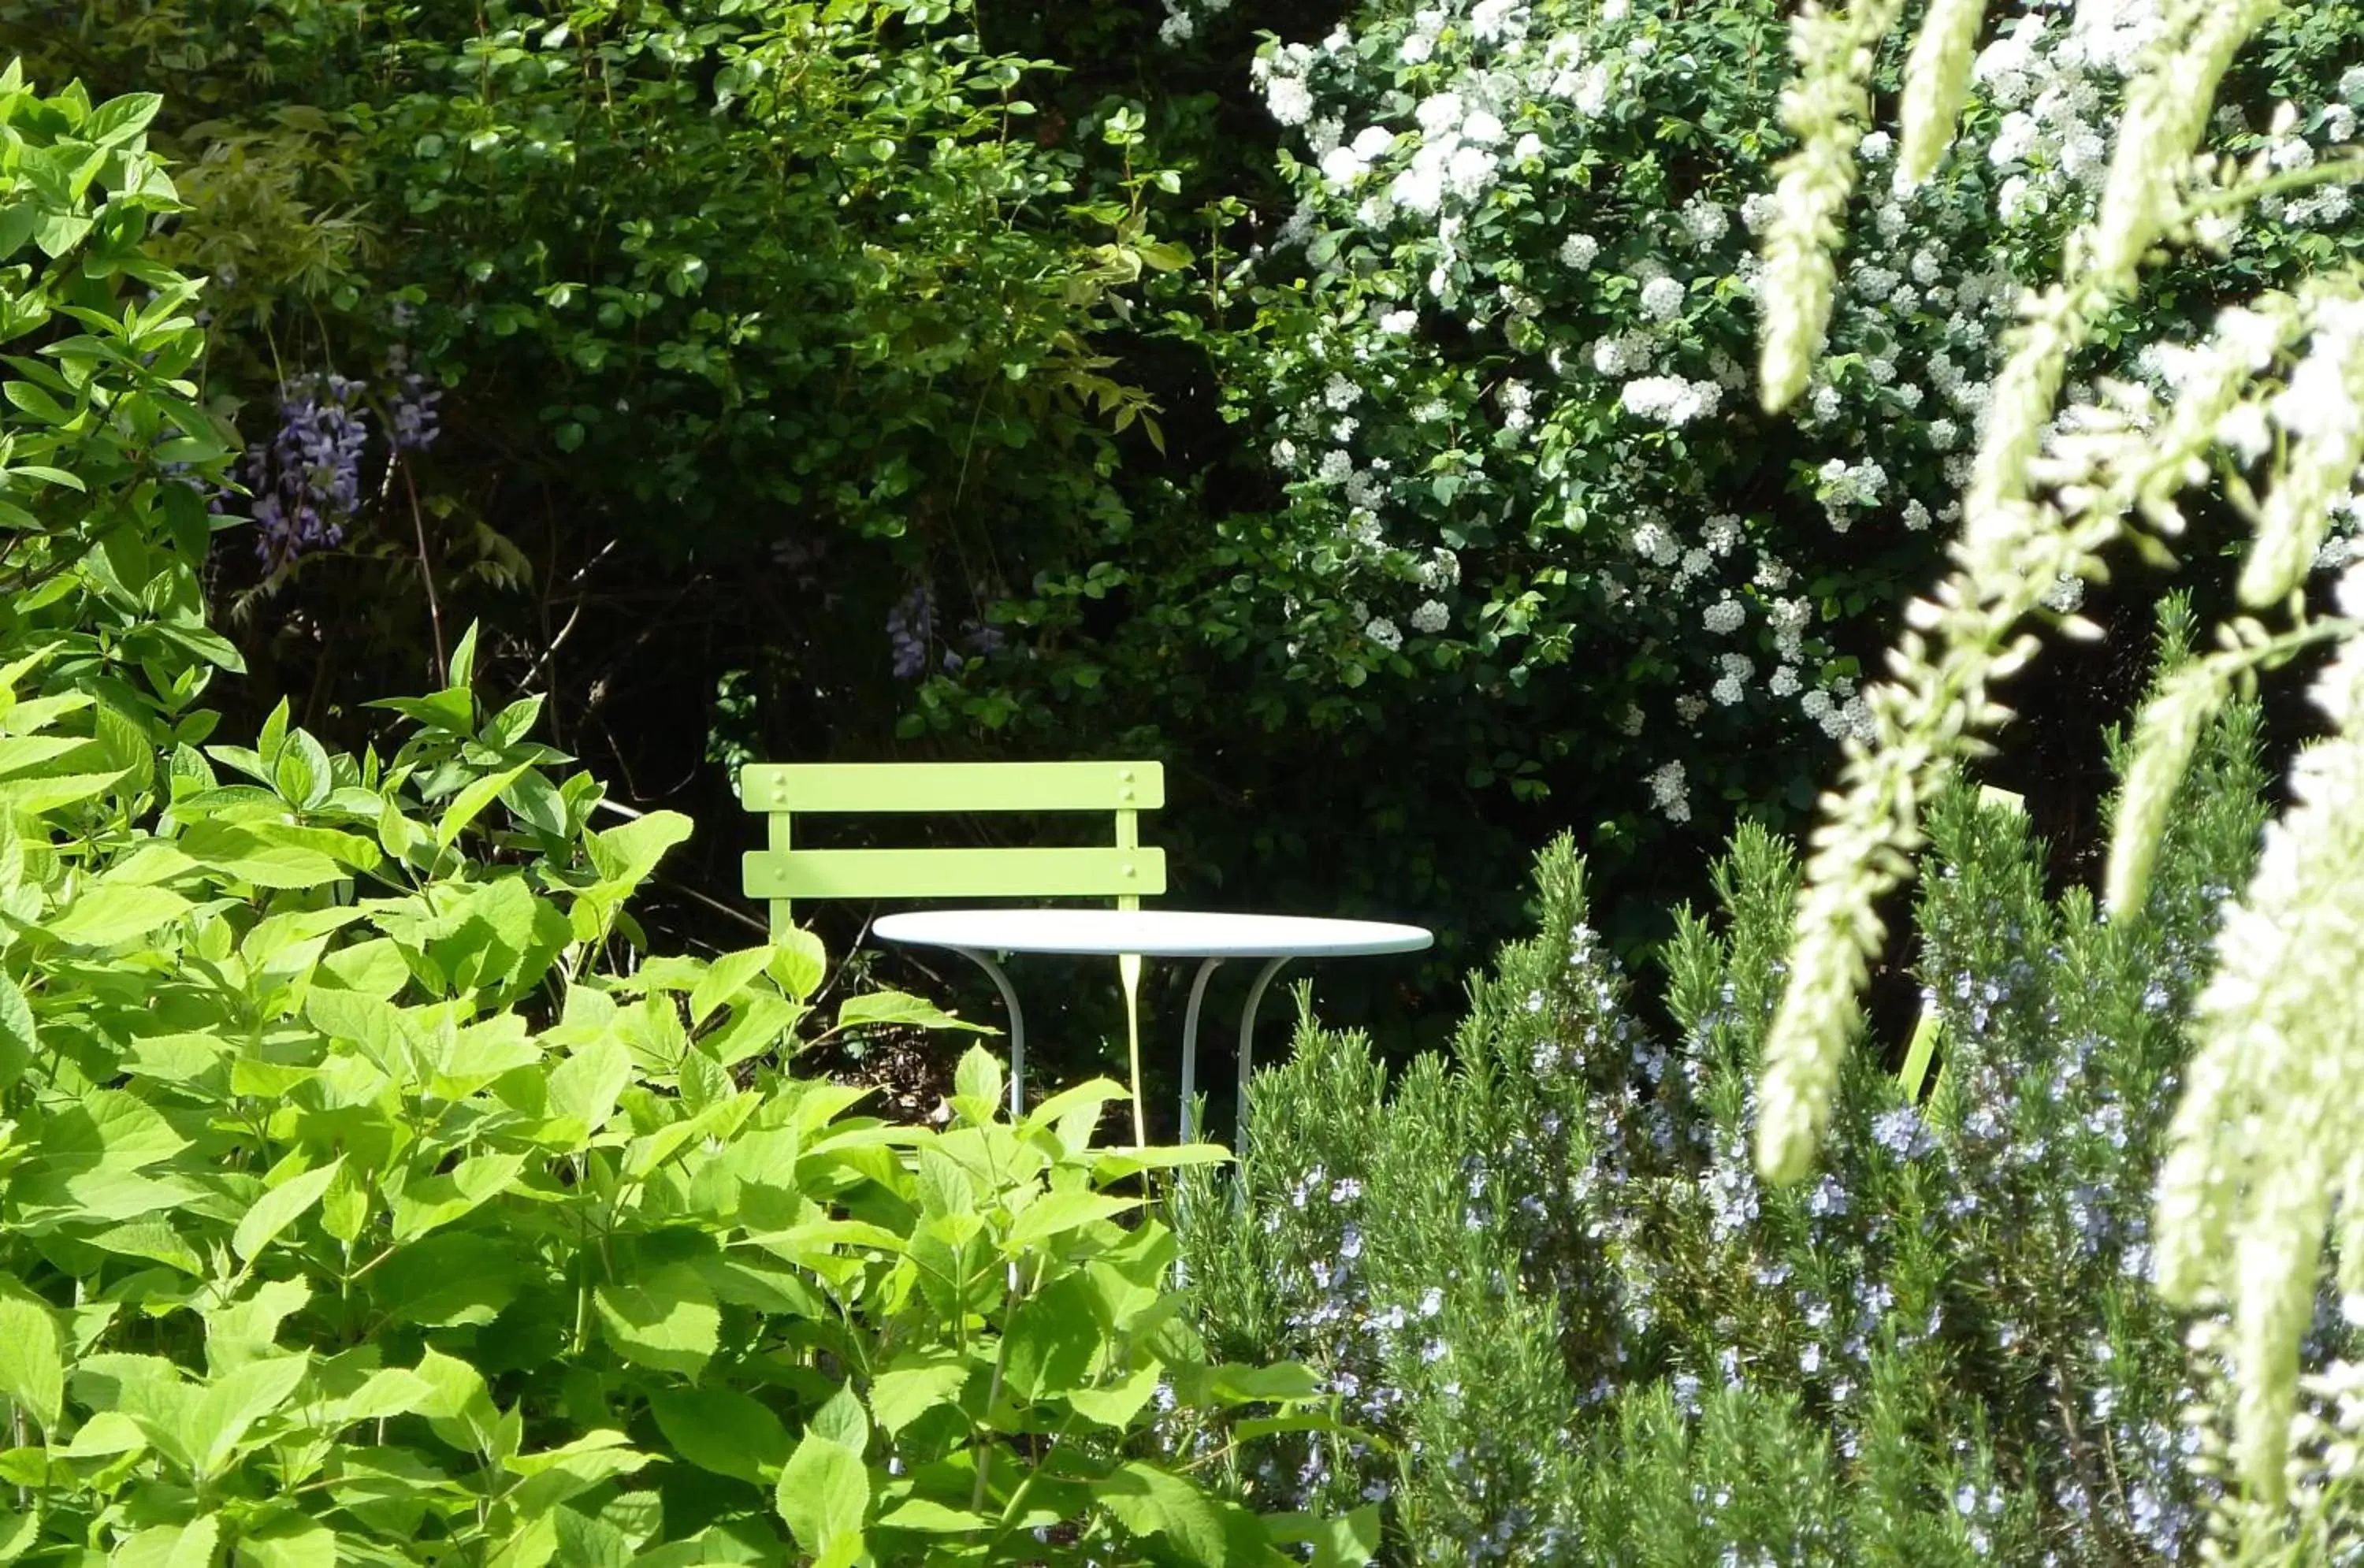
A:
0,64,1366,1567
1179,626,2293,1562
0,57,239,708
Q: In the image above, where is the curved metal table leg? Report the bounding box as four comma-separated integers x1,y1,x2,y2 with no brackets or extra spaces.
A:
1178,957,1225,1142
948,946,1026,1117
1235,957,1291,1156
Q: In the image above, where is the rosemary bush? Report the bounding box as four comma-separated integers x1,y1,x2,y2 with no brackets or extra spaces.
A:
1180,618,2288,1564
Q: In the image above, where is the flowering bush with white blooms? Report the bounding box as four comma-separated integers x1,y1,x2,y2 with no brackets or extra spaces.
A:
1185,0,2364,860
1180,652,2321,1561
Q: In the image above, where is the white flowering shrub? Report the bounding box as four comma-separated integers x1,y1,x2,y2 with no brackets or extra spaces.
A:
1188,0,2364,856
1179,652,2308,1562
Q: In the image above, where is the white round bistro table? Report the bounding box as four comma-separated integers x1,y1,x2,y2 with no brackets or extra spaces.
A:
871,908,1432,1150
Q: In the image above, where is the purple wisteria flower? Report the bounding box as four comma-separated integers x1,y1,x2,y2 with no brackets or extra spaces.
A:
245,373,370,571
886,585,936,680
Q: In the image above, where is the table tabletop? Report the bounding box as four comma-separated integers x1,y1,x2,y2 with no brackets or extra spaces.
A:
871,907,1433,960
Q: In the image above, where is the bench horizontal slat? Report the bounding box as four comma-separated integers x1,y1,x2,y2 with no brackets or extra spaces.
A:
739,761,1162,813
744,846,1168,901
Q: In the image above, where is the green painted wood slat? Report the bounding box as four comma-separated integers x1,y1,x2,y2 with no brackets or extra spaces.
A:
740,761,1163,814
743,845,1169,901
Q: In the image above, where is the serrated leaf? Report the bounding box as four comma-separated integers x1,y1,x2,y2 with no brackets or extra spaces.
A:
500,767,569,840
389,1152,523,1242
44,883,188,946
836,990,994,1034
647,1386,790,1484
1066,1362,1161,1429
86,91,162,147
177,821,351,887
584,808,694,890
0,1274,65,1431
1098,1462,1243,1566
183,1354,308,1477
545,1034,630,1141
437,764,530,847
0,1500,36,1564
1002,1273,1102,1403
952,1044,1002,1105
1004,1190,1137,1250
111,1515,220,1568
773,1430,868,1559
377,1232,522,1327
875,1499,986,1533
234,1514,336,1568
767,927,827,999
232,1157,344,1263
867,1355,971,1435
0,971,32,1091
593,1265,719,1377
690,946,772,1027
1267,1507,1381,1568
273,730,333,812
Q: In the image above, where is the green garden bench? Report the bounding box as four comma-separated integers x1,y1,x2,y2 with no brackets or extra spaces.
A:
738,760,1167,1117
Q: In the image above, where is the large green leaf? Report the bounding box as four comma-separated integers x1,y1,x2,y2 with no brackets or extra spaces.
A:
835,990,994,1034
866,1354,972,1436
233,1514,337,1568
1003,1190,1137,1251
1099,1462,1275,1566
436,764,529,847
647,1386,790,1484
1000,1272,1103,1403
585,808,694,890
182,1354,310,1477
772,1431,868,1562
232,1157,345,1264
388,1152,525,1243
376,1231,523,1327
43,882,189,946
545,1035,630,1139
110,1516,221,1568
0,1274,65,1431
179,820,363,888
1266,1507,1381,1568
593,1265,719,1377
0,970,33,1091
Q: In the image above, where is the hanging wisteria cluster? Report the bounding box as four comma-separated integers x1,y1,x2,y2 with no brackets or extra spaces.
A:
244,373,370,571
242,359,443,572
1214,0,2364,831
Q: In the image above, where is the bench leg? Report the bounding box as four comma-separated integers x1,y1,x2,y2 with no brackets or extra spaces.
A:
949,946,1026,1117
1178,957,1225,1142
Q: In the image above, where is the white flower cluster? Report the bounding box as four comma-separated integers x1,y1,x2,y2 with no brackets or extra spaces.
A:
1243,0,2364,820
1648,759,1691,823
1620,374,1722,425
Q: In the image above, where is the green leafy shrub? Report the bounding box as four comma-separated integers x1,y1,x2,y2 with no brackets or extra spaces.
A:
1178,615,2295,1563
0,61,1370,1568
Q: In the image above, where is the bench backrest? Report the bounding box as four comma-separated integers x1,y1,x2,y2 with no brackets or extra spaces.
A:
738,761,1167,938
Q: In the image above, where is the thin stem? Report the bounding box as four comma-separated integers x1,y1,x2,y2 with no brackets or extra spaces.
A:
400,458,448,686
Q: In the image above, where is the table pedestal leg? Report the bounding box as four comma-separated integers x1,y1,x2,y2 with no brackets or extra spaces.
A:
1235,957,1290,1155
1178,957,1225,1141
948,947,1026,1117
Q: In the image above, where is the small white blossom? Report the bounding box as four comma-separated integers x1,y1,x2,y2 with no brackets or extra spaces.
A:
1266,77,1314,126
1639,274,1686,322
